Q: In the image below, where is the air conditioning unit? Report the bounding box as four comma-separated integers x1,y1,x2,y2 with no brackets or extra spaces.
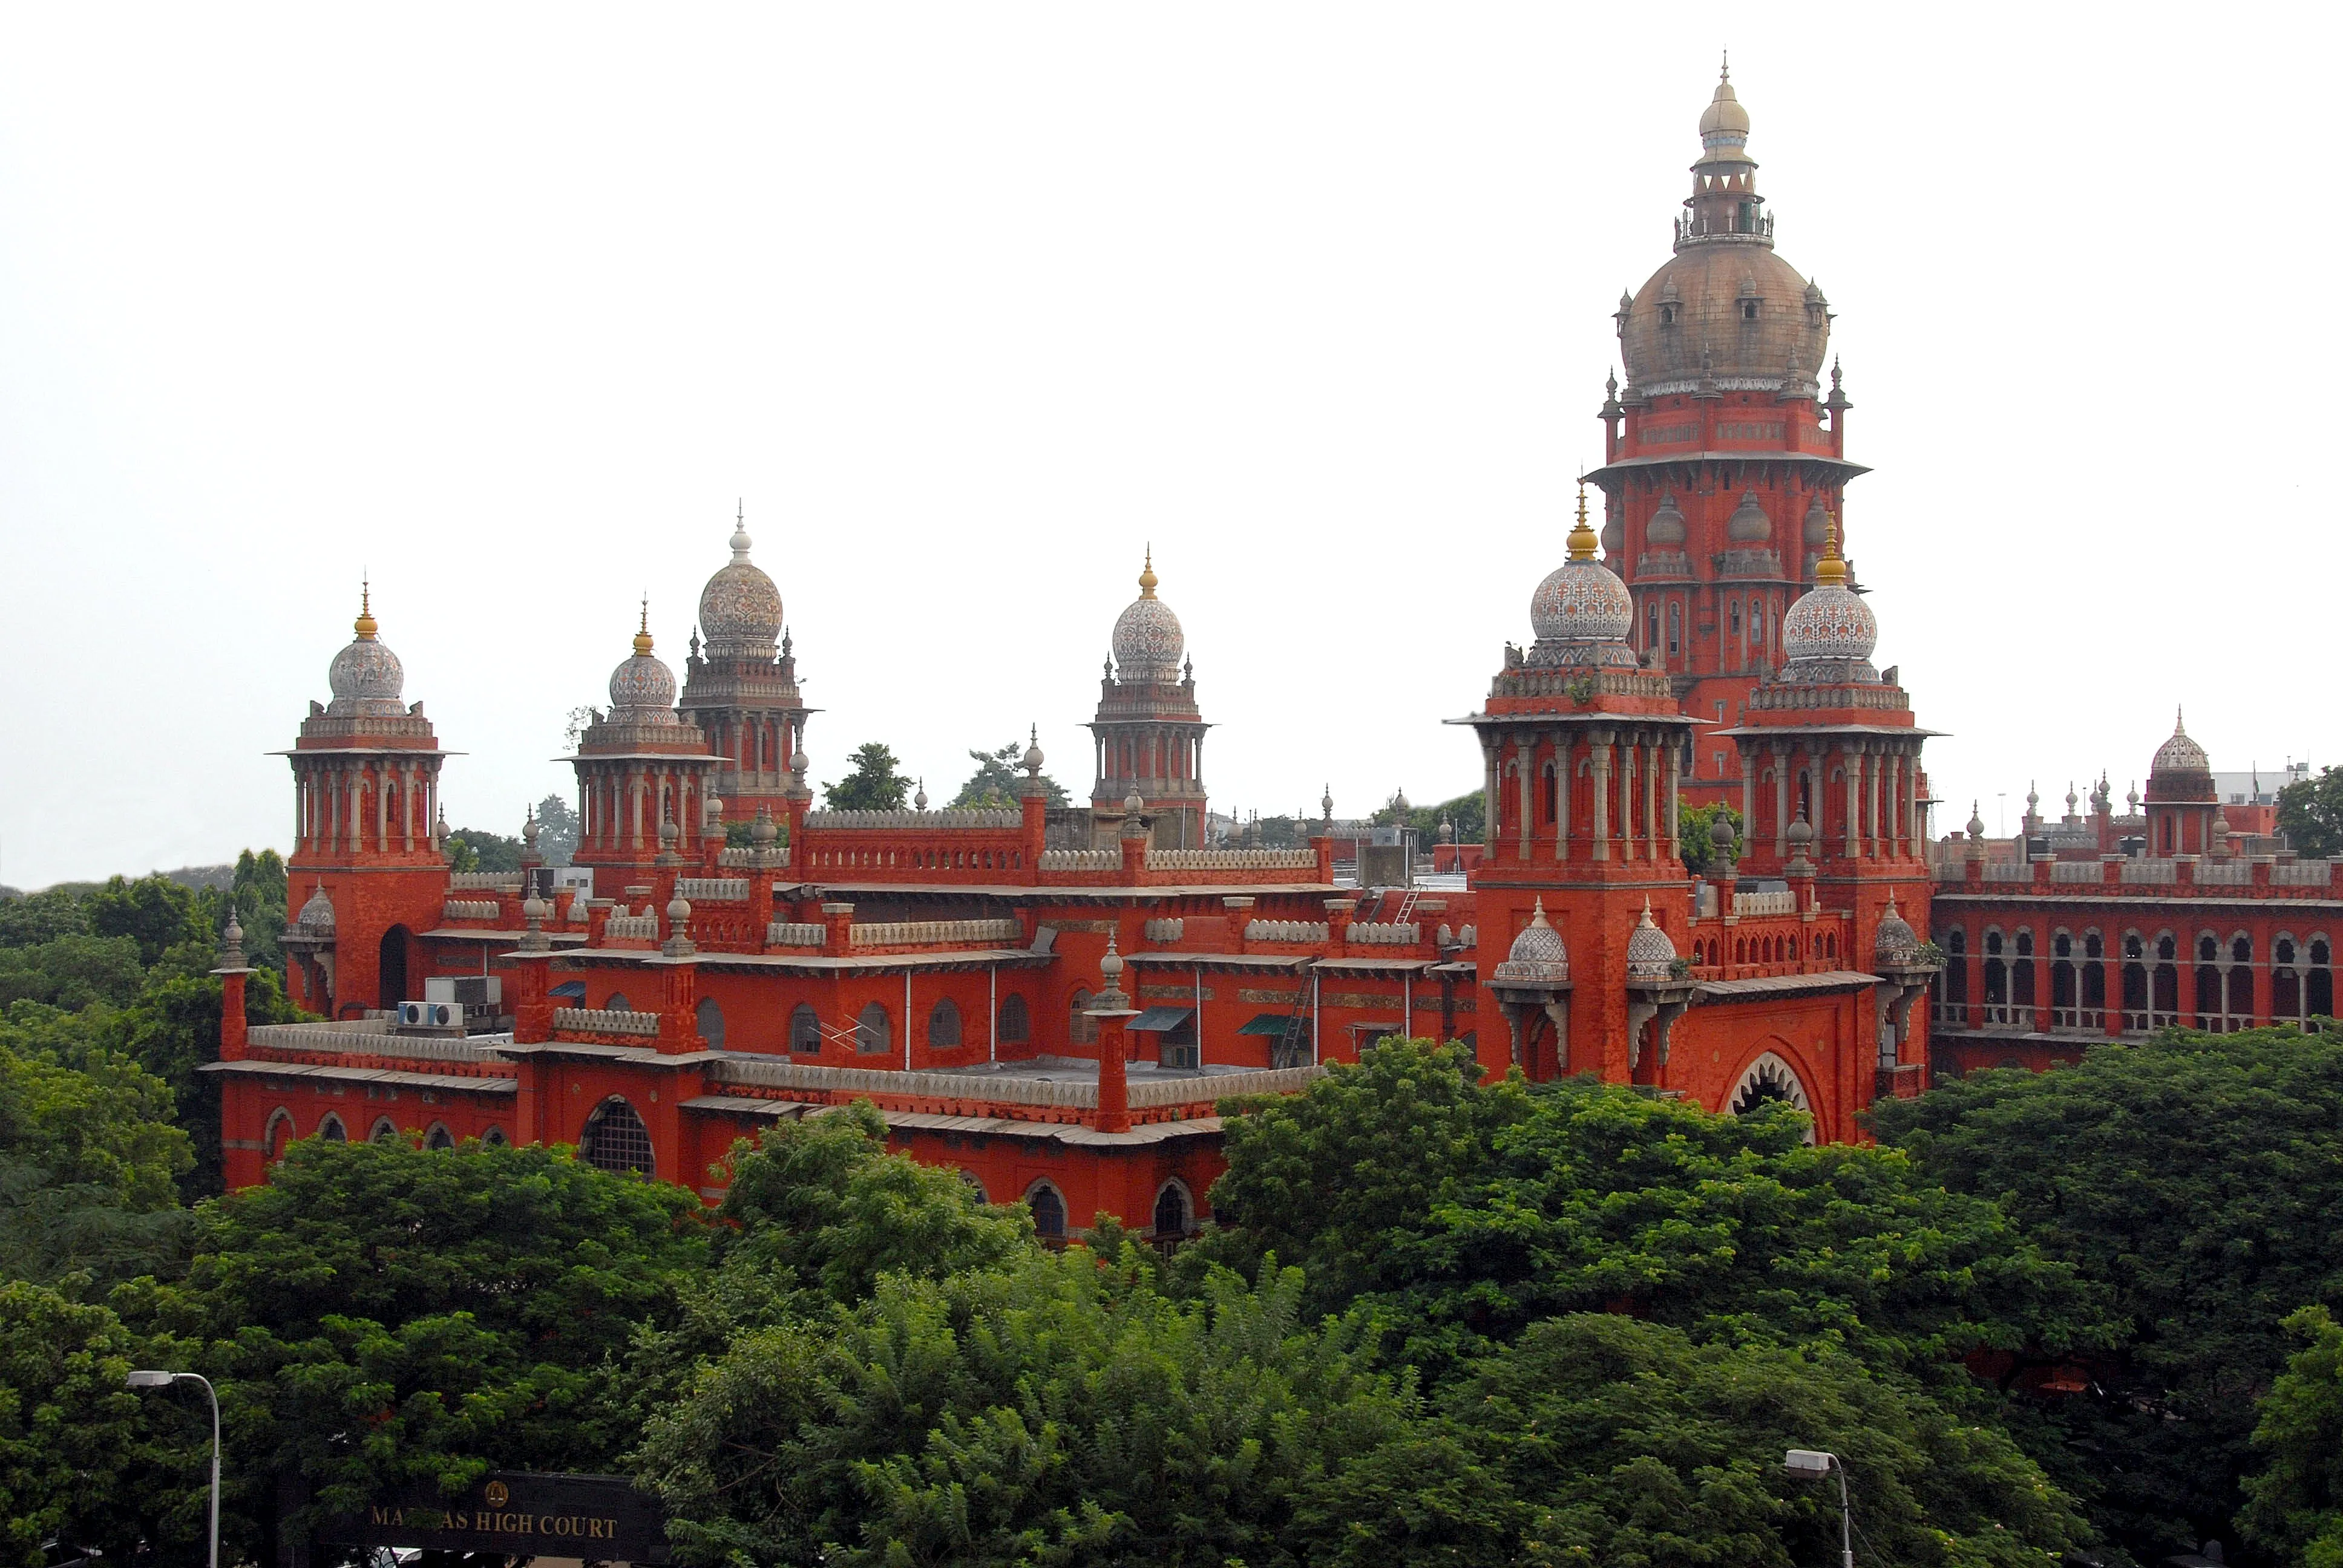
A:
425,976,502,1008
396,1001,463,1031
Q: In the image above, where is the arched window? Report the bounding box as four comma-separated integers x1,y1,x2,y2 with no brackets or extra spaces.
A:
928,998,962,1049
1068,988,1098,1046
2308,937,2334,1021
1541,765,1558,825
695,996,726,1050
1730,600,1742,639
605,990,632,1013
2197,933,2224,1030
1152,1181,1193,1243
581,1097,654,1177
1667,602,1682,657
960,1169,989,1204
1936,929,1968,1024
370,1117,399,1145
2013,930,2036,1008
790,1004,822,1054
377,925,411,1011
2154,933,2181,1025
481,1126,508,1148
425,1123,454,1151
1026,1181,1067,1242
2275,936,2304,1024
318,1114,348,1143
265,1109,294,1161
997,993,1031,1044
2228,935,2255,1025
1984,929,2009,1023
856,1002,891,1056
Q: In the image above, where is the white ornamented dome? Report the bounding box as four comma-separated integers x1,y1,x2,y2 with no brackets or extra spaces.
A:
1492,898,1570,984
2152,711,2209,775
1527,492,1637,668
1873,894,1919,965
698,508,783,659
608,608,680,722
1112,550,1185,684
326,586,408,717
1626,898,1679,980
1779,518,1876,669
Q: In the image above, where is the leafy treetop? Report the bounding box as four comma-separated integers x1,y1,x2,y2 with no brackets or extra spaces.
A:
825,742,911,811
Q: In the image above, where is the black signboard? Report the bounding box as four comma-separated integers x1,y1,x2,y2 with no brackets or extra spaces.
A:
315,1471,669,1563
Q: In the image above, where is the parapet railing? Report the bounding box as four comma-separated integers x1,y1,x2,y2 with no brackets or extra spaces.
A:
604,913,659,941
448,872,523,892
849,918,1021,947
552,1007,659,1037
1147,848,1317,871
1039,849,1119,871
766,922,827,947
675,878,749,901
442,900,501,921
1247,920,1329,943
805,808,1022,830
246,1022,506,1063
1347,922,1421,946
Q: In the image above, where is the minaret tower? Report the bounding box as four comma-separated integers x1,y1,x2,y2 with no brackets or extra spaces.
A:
679,505,811,828
279,584,450,1018
1584,62,1863,811
1089,550,1210,848
571,604,721,884
1454,490,1699,1085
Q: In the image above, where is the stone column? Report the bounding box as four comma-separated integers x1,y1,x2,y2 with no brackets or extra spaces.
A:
1887,752,1904,860
1555,731,1573,863
1515,734,1535,861
1619,742,1638,861
1865,748,1882,860
1665,739,1682,860
1772,745,1791,858
1644,739,1660,860
1843,748,1861,858
1591,731,1614,860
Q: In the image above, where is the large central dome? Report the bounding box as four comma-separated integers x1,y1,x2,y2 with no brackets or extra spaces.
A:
698,508,782,661
1111,550,1185,684
1616,67,1832,397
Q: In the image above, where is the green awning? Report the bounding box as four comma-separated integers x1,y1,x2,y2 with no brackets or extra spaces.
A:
1236,1013,1296,1037
1127,1007,1194,1033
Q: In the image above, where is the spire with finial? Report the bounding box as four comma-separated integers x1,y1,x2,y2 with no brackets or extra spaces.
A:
1565,483,1599,561
634,596,654,656
1138,546,1158,598
914,778,928,812
354,577,378,640
729,497,753,563
1815,509,1847,588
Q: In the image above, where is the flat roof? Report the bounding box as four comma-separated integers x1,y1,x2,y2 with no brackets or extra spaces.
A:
1695,969,1883,1000
200,1059,517,1094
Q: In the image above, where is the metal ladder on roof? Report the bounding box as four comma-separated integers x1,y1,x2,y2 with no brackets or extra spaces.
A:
1392,889,1421,926
1271,982,1313,1070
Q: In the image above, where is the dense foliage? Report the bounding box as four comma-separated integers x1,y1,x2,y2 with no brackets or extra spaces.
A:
2241,1305,2343,1567
824,740,912,810
2276,763,2343,859
952,738,1072,809
1871,1025,2343,1563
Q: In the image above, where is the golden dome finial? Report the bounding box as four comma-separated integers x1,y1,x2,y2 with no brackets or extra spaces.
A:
1565,483,1600,562
353,575,378,640
1138,545,1158,598
1815,509,1847,588
633,595,654,656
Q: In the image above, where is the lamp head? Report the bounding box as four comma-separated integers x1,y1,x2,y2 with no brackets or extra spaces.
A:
1783,1448,1835,1477
126,1368,175,1388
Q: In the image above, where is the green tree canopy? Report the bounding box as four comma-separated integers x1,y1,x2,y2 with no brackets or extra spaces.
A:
0,888,87,949
638,1247,1424,1567
1678,800,1744,877
951,739,1069,809
0,1281,197,1566
445,826,523,873
1203,1040,2104,1383
534,792,579,866
2277,763,2343,859
0,934,146,1011
84,874,207,967
1305,1312,2088,1568
0,1028,192,1290
824,742,911,811
226,848,289,967
118,1137,708,1559
1869,1026,2343,1560
2243,1305,2343,1568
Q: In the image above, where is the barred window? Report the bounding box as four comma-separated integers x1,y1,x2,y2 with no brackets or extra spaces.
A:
928,999,962,1048
582,1098,654,1177
997,993,1031,1044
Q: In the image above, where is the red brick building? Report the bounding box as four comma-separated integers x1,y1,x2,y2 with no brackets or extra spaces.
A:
211,66,2329,1240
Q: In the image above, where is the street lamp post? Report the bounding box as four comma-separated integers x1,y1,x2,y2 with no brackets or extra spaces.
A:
1784,1448,1853,1568
129,1369,220,1568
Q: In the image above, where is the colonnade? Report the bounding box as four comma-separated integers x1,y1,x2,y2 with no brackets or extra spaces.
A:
1740,735,1925,863
578,761,720,853
1480,722,1686,864
292,757,444,857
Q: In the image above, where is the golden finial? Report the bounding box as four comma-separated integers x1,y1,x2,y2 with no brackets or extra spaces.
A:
1138,545,1158,598
633,595,654,656
1565,484,1600,562
353,576,378,640
1815,509,1847,588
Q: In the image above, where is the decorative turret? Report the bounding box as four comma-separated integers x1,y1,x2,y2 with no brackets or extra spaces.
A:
574,601,720,880
1090,549,1210,848
1492,897,1570,984
680,503,811,829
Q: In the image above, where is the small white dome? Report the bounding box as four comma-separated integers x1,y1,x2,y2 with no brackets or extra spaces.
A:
1492,898,1570,984
1111,550,1185,683
1646,492,1687,547
608,613,680,721
1779,582,1876,664
698,510,784,659
326,589,407,717
1626,898,1679,980
1873,895,1919,965
295,883,336,936
2152,711,2210,775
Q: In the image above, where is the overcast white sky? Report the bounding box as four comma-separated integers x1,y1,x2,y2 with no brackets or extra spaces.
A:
0,6,2331,887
